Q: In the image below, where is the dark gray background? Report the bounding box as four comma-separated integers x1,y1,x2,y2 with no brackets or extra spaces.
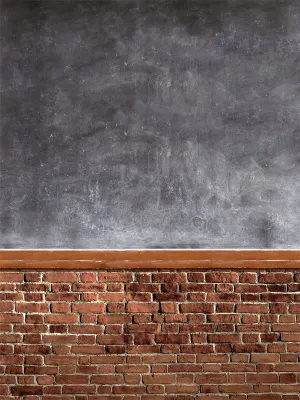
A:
1,0,300,249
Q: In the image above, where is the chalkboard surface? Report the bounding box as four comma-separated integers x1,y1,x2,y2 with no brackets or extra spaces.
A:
1,0,300,249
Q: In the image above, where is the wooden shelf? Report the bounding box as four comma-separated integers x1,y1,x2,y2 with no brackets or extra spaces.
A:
1,250,300,269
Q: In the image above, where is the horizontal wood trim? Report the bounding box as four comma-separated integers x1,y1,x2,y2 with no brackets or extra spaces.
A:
1,250,300,269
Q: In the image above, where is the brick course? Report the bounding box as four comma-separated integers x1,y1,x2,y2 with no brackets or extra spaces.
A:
0,270,300,399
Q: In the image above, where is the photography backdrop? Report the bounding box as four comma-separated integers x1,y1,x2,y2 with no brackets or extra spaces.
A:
1,0,300,248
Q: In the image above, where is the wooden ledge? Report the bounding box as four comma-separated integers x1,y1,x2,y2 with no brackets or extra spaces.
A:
1,250,300,269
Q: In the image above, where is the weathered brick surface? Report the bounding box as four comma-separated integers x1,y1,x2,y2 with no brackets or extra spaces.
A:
0,270,300,399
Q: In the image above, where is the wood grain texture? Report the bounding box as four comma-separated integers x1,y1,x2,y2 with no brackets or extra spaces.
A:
1,250,300,269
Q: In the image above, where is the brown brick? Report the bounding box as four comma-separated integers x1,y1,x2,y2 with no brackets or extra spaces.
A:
259,273,293,283
180,303,214,313
207,293,240,302
81,272,97,282
0,273,24,282
127,303,159,313
236,304,268,313
187,272,205,282
196,373,227,384
206,272,238,283
156,334,189,344
44,272,78,282
98,272,133,282
16,303,49,313
262,293,294,302
233,344,266,353
152,273,186,283
127,283,160,292
143,374,176,384
208,334,241,343
62,385,97,394
11,386,43,396
51,303,70,313
1,268,299,398
72,303,105,313
56,375,89,384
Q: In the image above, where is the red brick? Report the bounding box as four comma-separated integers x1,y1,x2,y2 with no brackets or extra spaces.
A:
51,303,70,313
0,283,15,292
126,292,152,302
135,273,151,282
113,385,145,394
45,355,78,364
161,303,179,313
239,273,257,283
290,304,300,313
233,344,266,353
208,314,240,323
262,293,294,302
247,373,278,383
236,304,268,313
0,313,24,323
11,386,43,396
0,273,24,282
273,324,300,332
1,268,299,398
56,375,89,384
81,272,97,282
62,385,97,394
220,385,252,393
181,345,214,353
98,314,131,324
248,395,281,400
196,373,227,384
181,283,214,292
25,273,41,282
180,303,214,313
156,334,189,344
166,384,199,393
127,283,160,292
127,303,159,313
134,333,155,345
44,334,77,343
45,314,78,324
216,283,234,292
0,302,13,312
187,272,204,282
208,334,241,343
217,303,234,312
187,293,206,301
97,334,132,345
235,284,266,293
143,374,176,384
98,272,133,282
155,293,185,302
72,283,105,292
16,303,49,313
206,272,238,283
17,283,50,291
24,293,44,301
282,333,300,342
152,273,186,283
91,374,123,384
44,272,78,282
206,293,240,302
15,345,51,354
72,303,105,313
259,273,293,283
46,293,79,301
280,373,297,383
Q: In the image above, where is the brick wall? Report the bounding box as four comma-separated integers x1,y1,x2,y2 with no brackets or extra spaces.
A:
0,270,300,400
